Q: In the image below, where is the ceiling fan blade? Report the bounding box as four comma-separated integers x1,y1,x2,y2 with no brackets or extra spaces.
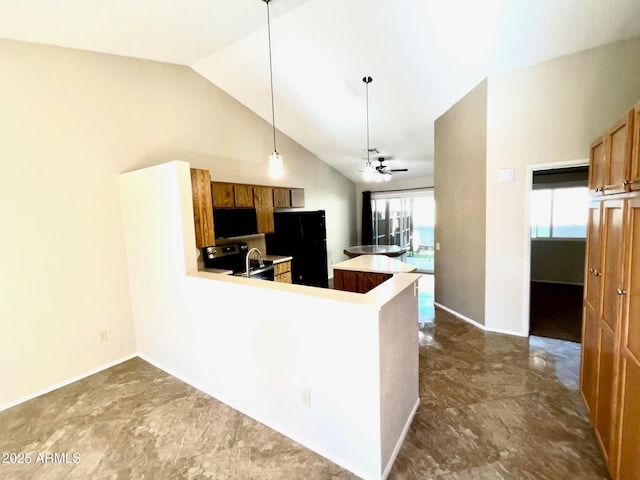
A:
389,168,408,172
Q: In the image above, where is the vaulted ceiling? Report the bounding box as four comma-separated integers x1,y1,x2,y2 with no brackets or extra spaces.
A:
2,0,640,182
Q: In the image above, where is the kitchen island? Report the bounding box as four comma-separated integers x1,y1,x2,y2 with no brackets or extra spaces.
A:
333,255,418,293
118,161,420,480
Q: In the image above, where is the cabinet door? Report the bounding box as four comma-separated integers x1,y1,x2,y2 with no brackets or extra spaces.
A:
291,188,305,208
581,200,603,422
254,186,274,233
630,102,640,192
590,136,606,195
273,188,291,208
212,182,235,208
615,196,640,479
604,110,633,194
333,269,357,292
596,199,625,466
190,169,215,248
234,184,254,208
357,272,392,293
581,304,600,419
584,200,603,314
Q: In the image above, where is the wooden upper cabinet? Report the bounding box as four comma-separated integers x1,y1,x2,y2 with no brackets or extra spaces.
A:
630,102,640,192
590,136,606,195
190,169,215,247
291,188,305,208
234,184,254,208
253,186,274,233
604,109,634,194
212,182,235,208
273,187,305,208
273,187,291,208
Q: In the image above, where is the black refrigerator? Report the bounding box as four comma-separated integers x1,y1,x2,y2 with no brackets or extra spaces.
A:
265,210,329,288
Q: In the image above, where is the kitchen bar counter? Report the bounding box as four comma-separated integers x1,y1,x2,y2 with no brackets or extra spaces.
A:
332,254,417,274
332,255,417,294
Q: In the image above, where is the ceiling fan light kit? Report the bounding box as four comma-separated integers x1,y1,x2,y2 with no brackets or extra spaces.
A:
263,0,284,179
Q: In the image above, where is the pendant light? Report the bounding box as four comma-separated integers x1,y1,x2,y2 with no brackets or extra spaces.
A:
362,76,375,182
263,0,284,179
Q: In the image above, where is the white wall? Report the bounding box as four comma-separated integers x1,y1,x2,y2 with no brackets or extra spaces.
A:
119,161,419,480
0,38,355,408
485,36,640,335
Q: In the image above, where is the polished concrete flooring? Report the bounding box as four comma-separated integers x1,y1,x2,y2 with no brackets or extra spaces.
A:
0,276,608,479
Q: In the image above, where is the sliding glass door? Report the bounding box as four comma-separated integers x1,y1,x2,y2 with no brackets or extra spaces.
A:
371,189,434,272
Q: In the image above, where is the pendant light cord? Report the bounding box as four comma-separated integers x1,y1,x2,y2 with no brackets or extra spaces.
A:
363,76,373,164
266,0,277,153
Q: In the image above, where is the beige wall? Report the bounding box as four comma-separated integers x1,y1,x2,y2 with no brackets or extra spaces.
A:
0,38,355,407
434,80,487,325
485,35,640,334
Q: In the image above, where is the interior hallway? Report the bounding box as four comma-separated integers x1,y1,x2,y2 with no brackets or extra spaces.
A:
0,275,607,479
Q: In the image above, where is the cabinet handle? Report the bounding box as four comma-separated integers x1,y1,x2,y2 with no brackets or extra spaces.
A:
617,288,627,295
623,180,630,186
589,268,594,274
593,270,601,277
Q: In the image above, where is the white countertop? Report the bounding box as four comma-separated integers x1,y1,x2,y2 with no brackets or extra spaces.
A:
263,255,293,264
332,254,417,274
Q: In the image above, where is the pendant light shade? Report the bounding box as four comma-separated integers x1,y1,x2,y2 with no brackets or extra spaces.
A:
263,0,284,178
362,76,374,182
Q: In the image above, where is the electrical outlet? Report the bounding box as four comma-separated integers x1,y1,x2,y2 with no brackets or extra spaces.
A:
301,388,311,407
100,330,108,343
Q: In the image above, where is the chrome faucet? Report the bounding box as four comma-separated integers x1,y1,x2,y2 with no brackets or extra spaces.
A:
245,248,264,277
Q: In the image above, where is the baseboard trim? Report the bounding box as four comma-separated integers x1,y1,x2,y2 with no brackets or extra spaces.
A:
381,398,420,480
0,353,138,412
434,303,527,338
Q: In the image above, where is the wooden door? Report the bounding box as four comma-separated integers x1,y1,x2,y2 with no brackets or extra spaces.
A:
212,182,235,208
273,188,291,208
604,110,633,194
290,188,305,208
582,200,603,419
615,196,640,479
254,186,274,233
595,199,625,465
234,184,254,208
590,136,606,196
190,169,215,247
630,102,640,192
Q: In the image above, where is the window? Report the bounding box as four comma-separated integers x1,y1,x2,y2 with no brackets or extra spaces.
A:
530,186,588,239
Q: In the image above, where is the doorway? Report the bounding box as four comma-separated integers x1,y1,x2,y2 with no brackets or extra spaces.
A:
371,189,434,273
528,165,589,342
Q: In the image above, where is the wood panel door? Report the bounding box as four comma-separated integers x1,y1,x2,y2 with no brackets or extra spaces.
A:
212,182,235,208
615,196,640,479
273,188,291,208
590,136,606,196
595,199,625,466
233,184,254,208
630,102,640,192
254,186,274,233
582,200,603,420
604,110,633,195
190,169,215,248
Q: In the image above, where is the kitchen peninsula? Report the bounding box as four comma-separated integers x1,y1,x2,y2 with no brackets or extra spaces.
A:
333,255,417,293
118,161,420,480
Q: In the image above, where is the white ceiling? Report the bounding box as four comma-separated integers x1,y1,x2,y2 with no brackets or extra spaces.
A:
2,0,640,182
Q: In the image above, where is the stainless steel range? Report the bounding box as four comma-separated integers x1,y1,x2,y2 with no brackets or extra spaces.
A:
202,243,275,280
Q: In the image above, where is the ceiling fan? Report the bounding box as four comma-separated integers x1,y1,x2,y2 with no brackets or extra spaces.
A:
375,157,408,175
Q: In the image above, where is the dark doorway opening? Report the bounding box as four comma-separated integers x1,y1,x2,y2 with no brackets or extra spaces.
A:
529,165,589,342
